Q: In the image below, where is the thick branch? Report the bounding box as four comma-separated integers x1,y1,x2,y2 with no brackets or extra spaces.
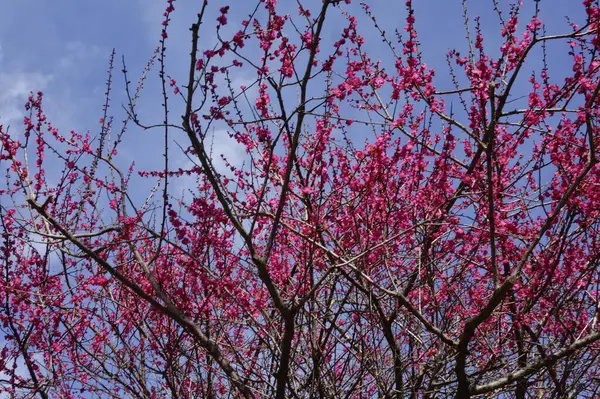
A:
472,331,600,395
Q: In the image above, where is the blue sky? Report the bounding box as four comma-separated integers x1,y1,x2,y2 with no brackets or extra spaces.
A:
1,2,145,128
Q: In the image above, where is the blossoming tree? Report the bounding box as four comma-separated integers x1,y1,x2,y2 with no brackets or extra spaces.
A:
1,0,600,397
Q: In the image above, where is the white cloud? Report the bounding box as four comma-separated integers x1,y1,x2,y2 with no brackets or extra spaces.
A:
207,129,247,175
57,41,104,70
172,129,248,196
0,72,52,129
